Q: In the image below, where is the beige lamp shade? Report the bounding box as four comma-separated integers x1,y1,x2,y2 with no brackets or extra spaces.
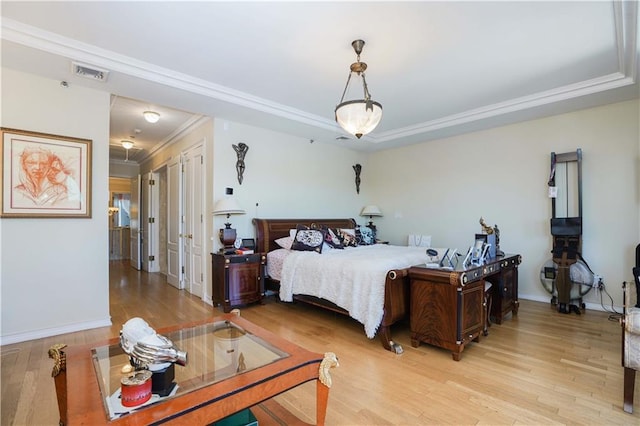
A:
213,198,245,218
360,205,382,217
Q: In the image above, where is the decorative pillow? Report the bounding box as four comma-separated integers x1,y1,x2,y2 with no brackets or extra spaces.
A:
322,226,344,249
337,228,358,247
275,236,293,250
291,225,326,253
356,225,376,245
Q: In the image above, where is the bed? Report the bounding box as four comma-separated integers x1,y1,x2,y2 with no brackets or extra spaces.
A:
253,218,428,353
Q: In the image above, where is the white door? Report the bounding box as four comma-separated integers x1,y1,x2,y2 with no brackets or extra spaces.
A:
129,175,141,270
141,172,160,272
167,156,183,289
183,144,205,298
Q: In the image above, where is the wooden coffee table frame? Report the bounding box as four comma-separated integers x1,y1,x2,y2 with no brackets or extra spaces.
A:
50,313,334,425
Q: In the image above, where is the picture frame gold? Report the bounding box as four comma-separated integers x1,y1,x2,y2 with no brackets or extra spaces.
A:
1,127,92,218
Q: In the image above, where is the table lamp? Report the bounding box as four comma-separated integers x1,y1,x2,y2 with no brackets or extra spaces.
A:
360,205,383,229
213,198,246,253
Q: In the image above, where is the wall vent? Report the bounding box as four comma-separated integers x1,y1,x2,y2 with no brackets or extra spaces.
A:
71,61,109,82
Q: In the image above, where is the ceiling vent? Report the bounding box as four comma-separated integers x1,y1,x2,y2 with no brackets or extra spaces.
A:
71,61,109,82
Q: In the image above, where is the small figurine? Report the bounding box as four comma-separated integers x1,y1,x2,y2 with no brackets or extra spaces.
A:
479,217,494,234
353,164,362,194
232,142,249,185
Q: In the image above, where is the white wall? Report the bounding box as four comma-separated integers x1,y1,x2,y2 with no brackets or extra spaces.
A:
0,68,111,344
2,68,634,343
368,99,640,309
137,118,367,304
212,119,369,249
110,161,140,178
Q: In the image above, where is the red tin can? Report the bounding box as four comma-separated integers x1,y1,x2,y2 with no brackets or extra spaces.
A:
121,370,152,407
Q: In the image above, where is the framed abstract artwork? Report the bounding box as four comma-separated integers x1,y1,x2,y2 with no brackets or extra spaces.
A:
1,127,92,218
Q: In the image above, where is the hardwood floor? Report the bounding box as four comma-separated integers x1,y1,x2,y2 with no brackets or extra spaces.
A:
1,260,638,425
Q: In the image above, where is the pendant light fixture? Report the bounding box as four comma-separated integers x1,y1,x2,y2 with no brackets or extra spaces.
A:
121,140,134,162
335,39,383,139
143,110,160,123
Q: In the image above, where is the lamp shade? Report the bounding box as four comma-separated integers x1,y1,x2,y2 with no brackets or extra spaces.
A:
213,198,245,216
335,100,383,139
360,205,382,217
213,198,245,253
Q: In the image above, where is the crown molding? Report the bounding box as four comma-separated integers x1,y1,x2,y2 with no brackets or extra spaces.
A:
3,2,637,145
1,18,338,130
371,72,634,144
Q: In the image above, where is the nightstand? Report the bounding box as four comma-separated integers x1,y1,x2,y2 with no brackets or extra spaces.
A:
211,252,265,313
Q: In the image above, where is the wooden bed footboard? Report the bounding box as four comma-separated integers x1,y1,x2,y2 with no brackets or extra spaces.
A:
253,218,410,354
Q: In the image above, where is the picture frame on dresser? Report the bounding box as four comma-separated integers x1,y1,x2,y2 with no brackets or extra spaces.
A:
242,238,256,250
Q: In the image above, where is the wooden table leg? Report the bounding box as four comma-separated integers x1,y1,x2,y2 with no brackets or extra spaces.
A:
316,352,338,426
316,379,329,426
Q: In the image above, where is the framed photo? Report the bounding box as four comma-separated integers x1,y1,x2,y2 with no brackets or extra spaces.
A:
1,127,92,218
242,238,256,250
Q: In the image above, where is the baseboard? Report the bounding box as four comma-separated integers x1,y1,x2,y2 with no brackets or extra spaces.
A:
0,317,112,346
519,294,622,313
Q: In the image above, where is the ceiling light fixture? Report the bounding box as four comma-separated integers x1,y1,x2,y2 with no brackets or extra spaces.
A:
121,140,134,162
143,110,160,123
335,39,383,139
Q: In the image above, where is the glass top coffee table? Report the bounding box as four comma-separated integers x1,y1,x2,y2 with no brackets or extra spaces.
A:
55,313,336,425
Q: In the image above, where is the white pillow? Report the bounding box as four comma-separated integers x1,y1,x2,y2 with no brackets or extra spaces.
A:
275,236,293,250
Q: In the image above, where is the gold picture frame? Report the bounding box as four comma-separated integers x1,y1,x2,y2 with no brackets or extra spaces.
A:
1,127,92,218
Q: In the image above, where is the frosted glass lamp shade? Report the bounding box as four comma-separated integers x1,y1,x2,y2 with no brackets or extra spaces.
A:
335,100,382,139
143,111,160,123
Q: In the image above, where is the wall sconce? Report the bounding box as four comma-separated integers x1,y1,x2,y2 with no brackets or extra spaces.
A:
143,110,160,123
213,198,246,254
335,39,383,139
360,205,383,230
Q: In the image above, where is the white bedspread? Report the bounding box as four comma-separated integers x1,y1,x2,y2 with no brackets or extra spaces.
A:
279,245,428,339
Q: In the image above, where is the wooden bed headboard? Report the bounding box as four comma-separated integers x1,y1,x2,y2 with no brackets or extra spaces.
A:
252,218,356,253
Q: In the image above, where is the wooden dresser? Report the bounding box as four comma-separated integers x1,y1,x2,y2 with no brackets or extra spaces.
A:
408,253,521,360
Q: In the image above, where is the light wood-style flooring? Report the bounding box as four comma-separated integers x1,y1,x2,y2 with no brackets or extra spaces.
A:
1,260,639,425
